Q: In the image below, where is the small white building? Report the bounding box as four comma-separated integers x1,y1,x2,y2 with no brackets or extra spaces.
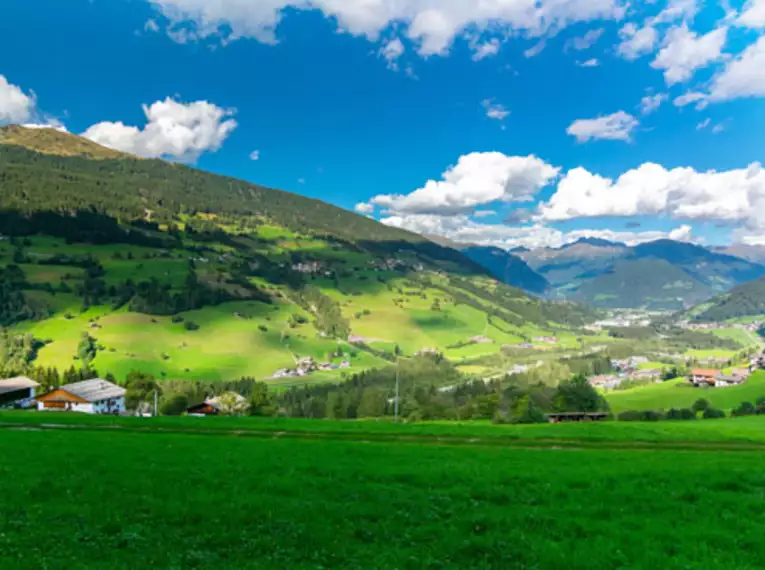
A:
37,379,126,414
0,376,40,408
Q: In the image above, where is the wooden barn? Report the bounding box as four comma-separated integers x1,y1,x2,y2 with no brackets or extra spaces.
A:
0,377,39,408
186,401,221,416
37,379,126,414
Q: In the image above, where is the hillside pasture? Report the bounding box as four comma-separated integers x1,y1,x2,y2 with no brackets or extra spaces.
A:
606,372,765,413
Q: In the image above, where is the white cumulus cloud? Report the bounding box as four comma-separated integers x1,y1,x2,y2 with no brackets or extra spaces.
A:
539,162,765,226
0,75,36,124
482,99,510,121
379,37,405,70
566,28,605,51
355,202,375,214
738,0,765,28
617,23,658,60
651,25,727,85
82,98,237,161
380,213,697,250
708,36,765,102
471,38,500,61
567,111,639,142
640,93,667,114
148,0,627,57
651,0,700,25
366,152,559,216
673,91,707,108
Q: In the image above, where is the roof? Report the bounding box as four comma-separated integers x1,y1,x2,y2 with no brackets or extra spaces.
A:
0,376,39,396
58,379,126,402
716,375,744,383
691,369,719,377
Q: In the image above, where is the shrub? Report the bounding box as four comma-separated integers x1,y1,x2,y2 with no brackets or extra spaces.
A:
171,315,184,323
642,410,664,422
160,394,189,416
184,321,200,331
617,410,645,422
679,408,697,420
703,408,726,419
732,401,756,417
691,398,710,413
258,325,268,333
666,408,683,420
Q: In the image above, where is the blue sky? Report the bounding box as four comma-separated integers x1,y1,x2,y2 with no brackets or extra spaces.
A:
1,0,764,249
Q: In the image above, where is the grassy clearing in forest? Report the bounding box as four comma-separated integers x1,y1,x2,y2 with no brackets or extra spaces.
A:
2,427,765,569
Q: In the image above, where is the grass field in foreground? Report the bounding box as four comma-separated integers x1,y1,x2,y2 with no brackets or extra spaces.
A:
4,411,765,445
2,429,765,569
606,372,765,414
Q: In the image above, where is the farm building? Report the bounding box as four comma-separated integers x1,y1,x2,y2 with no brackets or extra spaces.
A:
37,379,126,414
690,369,720,387
187,393,249,416
690,369,749,388
714,375,747,388
0,377,39,408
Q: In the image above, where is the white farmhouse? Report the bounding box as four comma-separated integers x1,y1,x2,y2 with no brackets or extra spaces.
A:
37,379,126,414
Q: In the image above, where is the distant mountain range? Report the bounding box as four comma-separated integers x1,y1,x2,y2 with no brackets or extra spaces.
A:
424,236,550,295
460,237,765,310
428,236,765,309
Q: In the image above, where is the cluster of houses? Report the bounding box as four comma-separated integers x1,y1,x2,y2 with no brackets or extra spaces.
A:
0,376,249,417
678,320,763,332
587,356,662,390
689,368,752,388
0,377,126,414
291,261,333,276
270,356,350,380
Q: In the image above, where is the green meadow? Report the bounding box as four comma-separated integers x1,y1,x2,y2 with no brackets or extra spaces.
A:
4,411,765,445
606,371,765,414
2,423,765,569
4,232,593,385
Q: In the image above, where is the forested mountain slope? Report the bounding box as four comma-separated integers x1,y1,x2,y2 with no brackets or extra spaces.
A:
0,126,597,385
459,245,550,295
691,276,765,322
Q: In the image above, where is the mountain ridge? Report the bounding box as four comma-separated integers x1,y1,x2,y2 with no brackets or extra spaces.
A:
518,238,765,309
0,126,596,384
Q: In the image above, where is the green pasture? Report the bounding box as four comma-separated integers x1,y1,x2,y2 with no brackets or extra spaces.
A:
5,412,765,444
606,371,765,413
15,299,387,383
2,426,765,569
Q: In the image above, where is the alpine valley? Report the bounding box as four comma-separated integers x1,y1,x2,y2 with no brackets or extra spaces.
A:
0,125,598,385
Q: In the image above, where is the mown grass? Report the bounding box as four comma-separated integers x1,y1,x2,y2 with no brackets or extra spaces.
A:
1,428,765,569
606,371,765,414
4,411,765,445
